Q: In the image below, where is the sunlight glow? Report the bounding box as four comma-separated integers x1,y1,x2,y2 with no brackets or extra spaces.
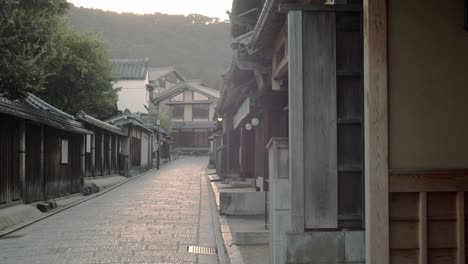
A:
67,0,232,20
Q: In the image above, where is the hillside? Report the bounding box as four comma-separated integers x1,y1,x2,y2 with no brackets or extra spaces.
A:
68,6,233,89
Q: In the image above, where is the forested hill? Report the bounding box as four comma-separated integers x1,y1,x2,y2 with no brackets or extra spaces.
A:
68,5,232,89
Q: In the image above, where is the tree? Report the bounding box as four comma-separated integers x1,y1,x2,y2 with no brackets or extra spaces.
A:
40,25,118,118
0,0,69,99
149,104,173,133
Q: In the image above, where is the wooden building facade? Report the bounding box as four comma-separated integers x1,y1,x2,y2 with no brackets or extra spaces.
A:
76,111,126,178
106,110,154,177
219,0,468,263
149,80,219,154
0,94,92,205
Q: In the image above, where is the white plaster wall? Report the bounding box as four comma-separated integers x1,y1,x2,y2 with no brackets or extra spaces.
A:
389,0,468,168
114,77,149,113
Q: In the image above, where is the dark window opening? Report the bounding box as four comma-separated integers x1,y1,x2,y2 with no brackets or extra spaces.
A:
172,105,184,119
193,104,209,120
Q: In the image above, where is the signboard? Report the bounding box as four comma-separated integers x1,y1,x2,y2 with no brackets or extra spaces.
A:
233,98,250,129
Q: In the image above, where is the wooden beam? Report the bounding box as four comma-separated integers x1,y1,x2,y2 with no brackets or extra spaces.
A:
288,11,305,232
364,0,389,263
456,192,465,264
419,192,427,264
279,4,362,13
390,172,468,192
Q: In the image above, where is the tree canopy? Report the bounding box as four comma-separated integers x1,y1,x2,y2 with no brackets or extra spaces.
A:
0,0,118,118
39,26,117,118
0,0,69,98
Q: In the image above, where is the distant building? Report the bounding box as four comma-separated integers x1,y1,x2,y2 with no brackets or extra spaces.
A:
148,66,185,97
111,59,150,113
150,79,220,154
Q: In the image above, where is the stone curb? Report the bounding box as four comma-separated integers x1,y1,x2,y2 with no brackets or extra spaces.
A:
0,163,172,238
205,170,244,264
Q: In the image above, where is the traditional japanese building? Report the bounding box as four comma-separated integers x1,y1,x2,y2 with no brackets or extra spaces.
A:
105,110,154,177
75,111,127,178
0,94,91,205
150,80,219,154
219,0,468,263
111,58,150,113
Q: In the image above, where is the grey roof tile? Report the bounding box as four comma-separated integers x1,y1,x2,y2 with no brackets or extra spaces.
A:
111,59,149,80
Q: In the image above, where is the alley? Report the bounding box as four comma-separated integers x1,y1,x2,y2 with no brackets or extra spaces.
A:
0,157,218,264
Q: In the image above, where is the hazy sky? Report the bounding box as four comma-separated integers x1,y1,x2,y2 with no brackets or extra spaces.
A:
67,0,232,20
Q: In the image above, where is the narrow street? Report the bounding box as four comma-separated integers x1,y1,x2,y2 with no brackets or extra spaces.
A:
0,158,218,264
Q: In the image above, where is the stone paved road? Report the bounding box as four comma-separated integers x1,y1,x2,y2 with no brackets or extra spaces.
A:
0,157,218,264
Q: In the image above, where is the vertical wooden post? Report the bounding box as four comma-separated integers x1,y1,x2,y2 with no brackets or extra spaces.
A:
303,11,337,229
80,134,86,180
19,120,26,202
128,125,132,175
101,132,104,175
40,125,45,200
288,10,305,232
91,127,96,177
456,192,465,264
108,133,111,174
364,0,389,263
419,192,427,264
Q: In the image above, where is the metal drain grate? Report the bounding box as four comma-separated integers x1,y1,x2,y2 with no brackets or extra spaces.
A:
187,245,218,255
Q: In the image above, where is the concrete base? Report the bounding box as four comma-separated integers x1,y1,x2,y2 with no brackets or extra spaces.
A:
219,192,265,216
228,216,268,245
285,231,365,264
0,205,43,231
83,176,127,194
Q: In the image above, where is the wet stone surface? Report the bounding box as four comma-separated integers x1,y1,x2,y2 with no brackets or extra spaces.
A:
0,157,215,264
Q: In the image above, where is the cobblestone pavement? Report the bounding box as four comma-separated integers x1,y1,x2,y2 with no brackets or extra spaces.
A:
0,157,218,264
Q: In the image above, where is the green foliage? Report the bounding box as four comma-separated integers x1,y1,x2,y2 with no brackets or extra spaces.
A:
68,6,232,89
39,24,118,118
0,0,69,98
148,105,173,133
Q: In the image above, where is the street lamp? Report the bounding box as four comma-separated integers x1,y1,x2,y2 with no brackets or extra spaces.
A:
157,119,160,170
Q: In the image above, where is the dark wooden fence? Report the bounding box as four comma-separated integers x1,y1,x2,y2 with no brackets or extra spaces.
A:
0,114,20,205
24,123,43,203
44,127,82,199
131,137,141,167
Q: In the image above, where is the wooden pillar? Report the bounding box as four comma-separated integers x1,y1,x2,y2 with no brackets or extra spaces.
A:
19,120,26,201
288,11,305,232
80,134,86,180
127,125,132,174
108,133,112,175
363,0,389,263
40,125,45,200
101,133,104,175
91,127,96,177
288,10,338,230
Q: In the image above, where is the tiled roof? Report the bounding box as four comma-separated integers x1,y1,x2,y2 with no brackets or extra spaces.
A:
105,110,153,133
153,81,220,103
148,67,185,82
0,94,91,134
76,111,126,136
111,59,149,80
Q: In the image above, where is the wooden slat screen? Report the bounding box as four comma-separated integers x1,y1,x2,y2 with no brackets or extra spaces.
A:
0,114,20,205
389,170,468,264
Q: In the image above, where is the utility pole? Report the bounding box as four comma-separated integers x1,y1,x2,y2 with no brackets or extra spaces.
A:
157,119,160,170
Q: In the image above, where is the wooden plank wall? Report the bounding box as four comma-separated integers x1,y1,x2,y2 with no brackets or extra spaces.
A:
24,123,43,203
302,11,338,229
389,170,468,264
336,11,364,228
43,127,82,199
0,114,20,205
